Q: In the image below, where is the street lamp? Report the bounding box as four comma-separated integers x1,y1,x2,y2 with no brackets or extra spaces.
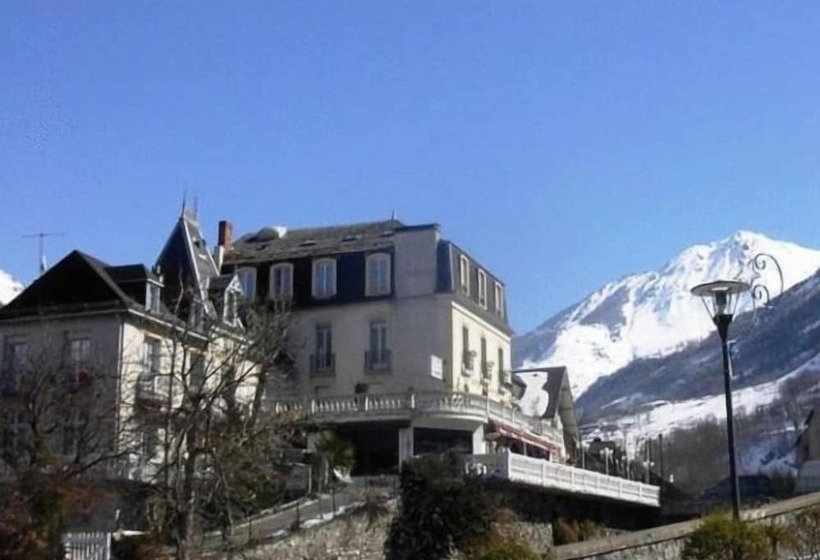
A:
690,279,750,519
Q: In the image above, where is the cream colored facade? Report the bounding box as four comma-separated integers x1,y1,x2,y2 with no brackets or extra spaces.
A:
0,310,256,479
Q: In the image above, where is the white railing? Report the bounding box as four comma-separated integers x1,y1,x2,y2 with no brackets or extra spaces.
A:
62,532,111,560
467,451,660,508
269,391,562,446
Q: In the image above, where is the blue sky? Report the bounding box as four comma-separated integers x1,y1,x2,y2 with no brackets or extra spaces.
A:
2,2,819,333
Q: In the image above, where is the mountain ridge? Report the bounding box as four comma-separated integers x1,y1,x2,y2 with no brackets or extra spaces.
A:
513,231,820,398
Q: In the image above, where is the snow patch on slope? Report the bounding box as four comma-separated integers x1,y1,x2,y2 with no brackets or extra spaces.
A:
516,231,820,398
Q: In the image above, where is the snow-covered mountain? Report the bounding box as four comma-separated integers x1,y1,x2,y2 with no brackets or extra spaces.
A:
0,269,23,306
513,231,820,398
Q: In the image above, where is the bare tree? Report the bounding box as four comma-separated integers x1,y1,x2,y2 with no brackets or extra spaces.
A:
132,298,299,560
0,321,134,559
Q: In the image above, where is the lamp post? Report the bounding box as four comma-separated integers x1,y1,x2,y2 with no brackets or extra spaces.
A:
690,279,750,519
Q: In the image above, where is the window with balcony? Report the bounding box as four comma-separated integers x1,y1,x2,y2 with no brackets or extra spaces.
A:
367,320,390,371
462,326,475,374
312,258,337,299
237,268,257,300
478,270,487,308
494,282,505,318
140,338,168,397
269,263,293,300
62,409,88,457
459,256,470,295
366,253,391,296
480,337,490,380
498,347,508,387
311,324,334,374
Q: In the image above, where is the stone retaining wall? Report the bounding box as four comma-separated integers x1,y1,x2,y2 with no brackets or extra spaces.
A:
245,502,555,560
553,492,820,560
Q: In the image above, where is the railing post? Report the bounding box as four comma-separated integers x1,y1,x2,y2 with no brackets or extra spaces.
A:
364,395,370,412
310,399,316,414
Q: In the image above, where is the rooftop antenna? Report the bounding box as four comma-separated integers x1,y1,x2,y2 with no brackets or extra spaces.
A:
23,231,64,276
390,210,397,220
181,190,188,216
193,195,199,219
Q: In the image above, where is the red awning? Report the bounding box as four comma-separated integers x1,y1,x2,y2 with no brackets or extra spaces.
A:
488,424,560,454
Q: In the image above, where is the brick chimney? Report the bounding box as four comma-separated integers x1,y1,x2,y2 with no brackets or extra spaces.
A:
218,220,233,251
214,220,234,270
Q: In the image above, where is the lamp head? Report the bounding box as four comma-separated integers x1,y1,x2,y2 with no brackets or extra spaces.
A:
690,280,750,321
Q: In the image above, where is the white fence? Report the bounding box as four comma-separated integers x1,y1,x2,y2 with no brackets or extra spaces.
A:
62,532,111,560
271,391,564,448
467,450,661,508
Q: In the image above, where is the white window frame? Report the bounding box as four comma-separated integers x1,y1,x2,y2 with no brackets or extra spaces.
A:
462,325,475,373
459,256,470,295
145,282,162,313
366,253,391,296
269,263,294,300
494,282,505,317
477,269,487,308
237,268,257,300
312,258,337,299
143,338,168,395
314,324,333,370
2,337,28,393
368,320,389,370
62,409,88,457
224,290,239,323
68,337,92,387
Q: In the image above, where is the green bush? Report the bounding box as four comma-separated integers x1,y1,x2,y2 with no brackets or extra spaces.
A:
786,505,820,559
464,538,541,560
682,515,770,560
384,453,497,560
551,517,601,544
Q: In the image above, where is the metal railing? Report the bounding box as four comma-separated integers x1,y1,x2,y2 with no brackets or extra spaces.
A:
364,350,391,373
466,450,661,508
309,353,336,376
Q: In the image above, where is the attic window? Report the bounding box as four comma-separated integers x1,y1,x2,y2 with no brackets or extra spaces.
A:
299,240,317,247
146,283,162,314
379,231,395,238
341,235,360,242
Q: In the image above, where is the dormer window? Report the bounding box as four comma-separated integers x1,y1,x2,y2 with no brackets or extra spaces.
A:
459,256,470,295
270,263,293,300
366,253,391,296
312,258,336,299
145,282,162,314
237,268,256,300
477,269,487,308
494,282,505,318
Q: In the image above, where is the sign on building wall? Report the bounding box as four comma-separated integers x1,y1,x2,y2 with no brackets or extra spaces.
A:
430,355,443,379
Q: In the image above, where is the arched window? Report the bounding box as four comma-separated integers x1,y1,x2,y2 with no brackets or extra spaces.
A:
366,253,391,296
269,263,294,300
236,268,256,300
312,258,337,299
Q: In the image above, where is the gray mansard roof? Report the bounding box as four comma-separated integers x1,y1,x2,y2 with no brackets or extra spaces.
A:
230,219,421,261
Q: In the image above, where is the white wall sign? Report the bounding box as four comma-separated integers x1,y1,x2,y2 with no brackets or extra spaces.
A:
430,355,443,379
